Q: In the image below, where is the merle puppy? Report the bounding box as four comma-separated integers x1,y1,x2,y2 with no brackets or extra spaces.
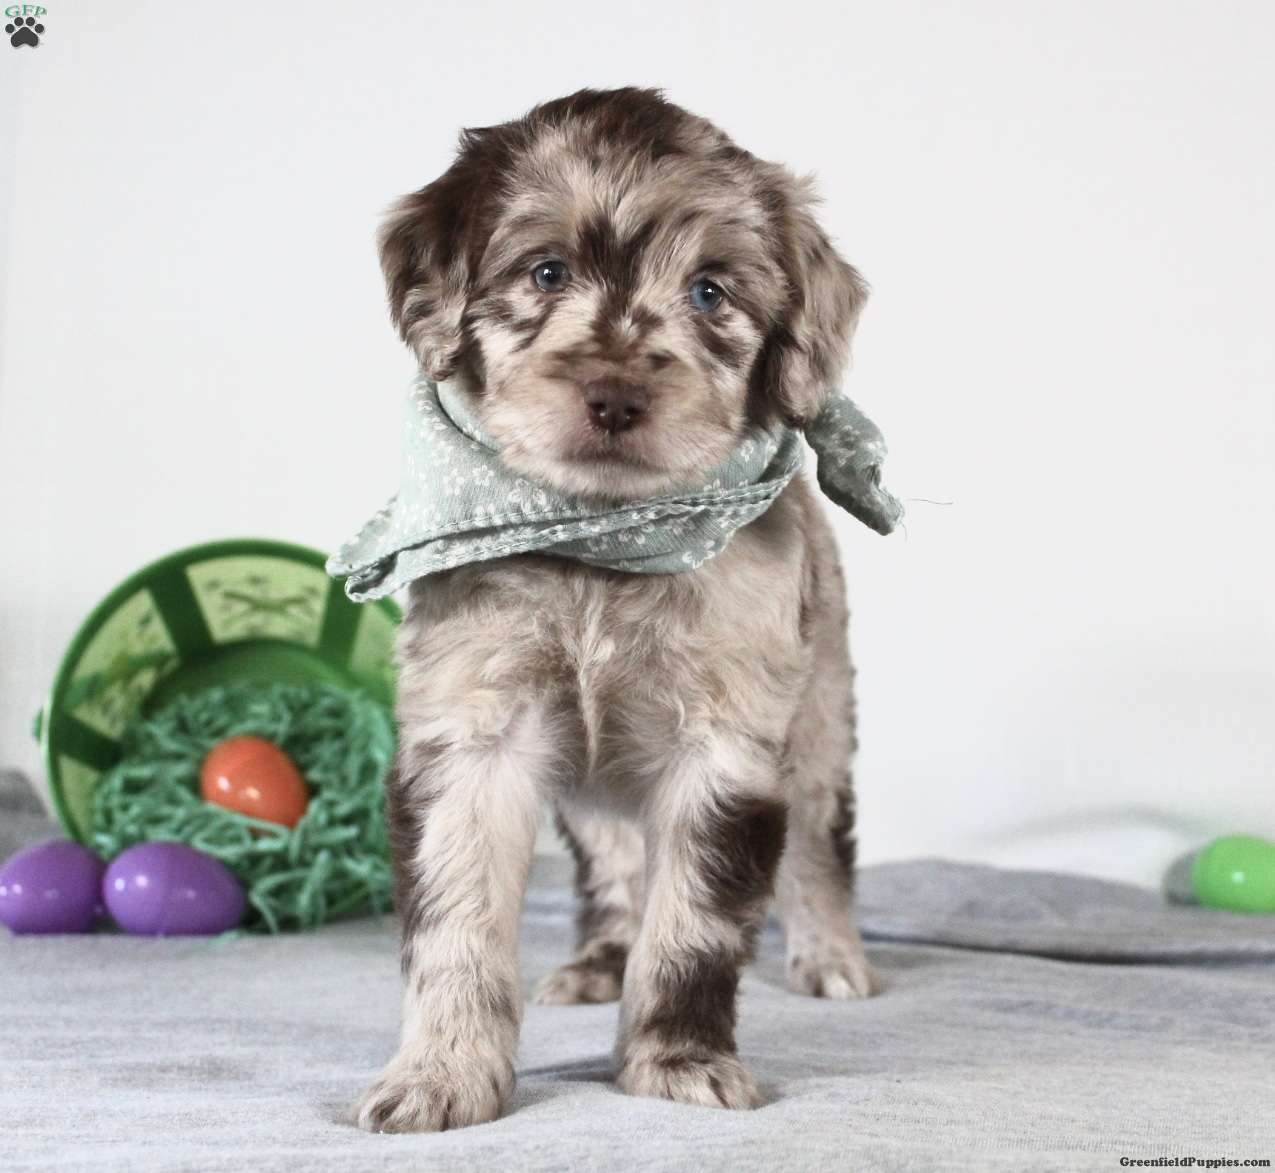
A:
356,87,879,1133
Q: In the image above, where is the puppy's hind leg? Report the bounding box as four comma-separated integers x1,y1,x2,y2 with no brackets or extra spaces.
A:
354,699,560,1134
532,803,643,1005
775,615,880,1000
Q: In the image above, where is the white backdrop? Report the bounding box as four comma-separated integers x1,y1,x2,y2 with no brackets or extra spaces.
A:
2,1,1272,886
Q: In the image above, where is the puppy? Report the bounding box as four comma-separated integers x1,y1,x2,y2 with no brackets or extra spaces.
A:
356,87,879,1133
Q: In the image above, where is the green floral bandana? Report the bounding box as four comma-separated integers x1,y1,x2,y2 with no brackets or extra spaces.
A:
328,376,901,602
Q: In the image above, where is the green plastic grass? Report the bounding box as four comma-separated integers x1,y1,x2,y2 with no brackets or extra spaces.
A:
90,682,395,932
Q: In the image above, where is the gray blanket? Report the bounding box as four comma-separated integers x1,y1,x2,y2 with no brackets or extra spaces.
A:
2,778,1272,1171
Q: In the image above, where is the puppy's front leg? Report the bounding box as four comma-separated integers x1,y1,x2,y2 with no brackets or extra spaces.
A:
355,703,552,1133
617,741,787,1110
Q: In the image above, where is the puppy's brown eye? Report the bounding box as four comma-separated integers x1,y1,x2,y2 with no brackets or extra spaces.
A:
689,277,724,312
532,261,570,292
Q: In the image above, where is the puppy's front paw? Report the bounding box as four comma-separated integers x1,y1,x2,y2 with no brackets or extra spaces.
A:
354,1046,515,1133
787,948,881,999
617,1050,761,1110
531,955,625,1005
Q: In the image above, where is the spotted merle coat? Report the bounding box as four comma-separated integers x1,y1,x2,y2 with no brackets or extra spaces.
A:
354,87,879,1133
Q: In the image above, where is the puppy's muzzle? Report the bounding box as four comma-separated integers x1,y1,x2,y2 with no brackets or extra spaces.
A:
584,377,649,435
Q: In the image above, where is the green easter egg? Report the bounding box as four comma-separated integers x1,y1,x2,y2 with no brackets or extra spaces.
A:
1191,835,1275,913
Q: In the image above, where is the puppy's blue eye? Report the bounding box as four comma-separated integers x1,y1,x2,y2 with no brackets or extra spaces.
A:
533,261,570,292
689,277,724,312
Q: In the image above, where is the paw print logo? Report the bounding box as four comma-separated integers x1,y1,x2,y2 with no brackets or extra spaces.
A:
5,7,46,48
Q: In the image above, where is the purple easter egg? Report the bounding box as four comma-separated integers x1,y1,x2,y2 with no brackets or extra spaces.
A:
0,839,105,934
103,842,245,936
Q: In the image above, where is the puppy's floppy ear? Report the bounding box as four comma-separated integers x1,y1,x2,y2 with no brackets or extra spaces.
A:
378,134,498,380
754,172,869,425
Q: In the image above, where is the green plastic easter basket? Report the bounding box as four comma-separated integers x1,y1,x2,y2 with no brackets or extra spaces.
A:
36,538,400,842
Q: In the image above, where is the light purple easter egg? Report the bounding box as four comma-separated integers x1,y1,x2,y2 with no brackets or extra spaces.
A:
0,839,105,935
103,842,245,936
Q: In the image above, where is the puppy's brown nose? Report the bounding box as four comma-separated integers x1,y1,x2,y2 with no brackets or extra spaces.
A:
584,378,648,435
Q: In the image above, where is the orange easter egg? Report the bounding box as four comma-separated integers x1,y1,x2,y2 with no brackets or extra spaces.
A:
200,736,309,828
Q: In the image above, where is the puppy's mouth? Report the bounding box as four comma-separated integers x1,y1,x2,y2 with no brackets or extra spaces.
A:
550,432,685,502
562,434,658,470
503,430,691,504
476,372,729,503
548,375,672,478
